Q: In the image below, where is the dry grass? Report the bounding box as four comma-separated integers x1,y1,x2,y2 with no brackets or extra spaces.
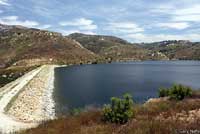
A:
0,66,38,88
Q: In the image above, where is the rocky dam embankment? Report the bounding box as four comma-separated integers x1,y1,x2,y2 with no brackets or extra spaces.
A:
0,65,56,133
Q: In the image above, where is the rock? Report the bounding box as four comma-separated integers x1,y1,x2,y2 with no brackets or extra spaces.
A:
2,75,7,78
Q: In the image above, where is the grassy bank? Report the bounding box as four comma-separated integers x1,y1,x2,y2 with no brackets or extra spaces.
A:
19,90,200,134
0,66,39,88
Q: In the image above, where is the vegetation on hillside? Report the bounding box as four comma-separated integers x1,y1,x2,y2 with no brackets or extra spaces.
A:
0,24,99,68
69,33,168,61
142,40,200,60
69,33,200,61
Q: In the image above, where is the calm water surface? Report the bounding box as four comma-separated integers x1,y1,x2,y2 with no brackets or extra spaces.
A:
54,61,200,112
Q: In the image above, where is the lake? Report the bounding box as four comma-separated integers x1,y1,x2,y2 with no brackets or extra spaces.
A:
54,61,200,113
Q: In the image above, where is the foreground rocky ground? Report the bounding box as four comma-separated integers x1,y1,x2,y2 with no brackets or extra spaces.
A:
20,92,200,134
0,65,56,133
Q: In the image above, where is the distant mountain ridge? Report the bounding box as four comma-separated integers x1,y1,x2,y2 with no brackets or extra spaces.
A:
69,33,200,60
68,33,168,61
0,24,200,68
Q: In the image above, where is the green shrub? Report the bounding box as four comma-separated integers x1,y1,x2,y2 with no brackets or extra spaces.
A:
102,93,134,124
158,84,192,100
158,88,170,97
70,108,83,116
169,84,192,100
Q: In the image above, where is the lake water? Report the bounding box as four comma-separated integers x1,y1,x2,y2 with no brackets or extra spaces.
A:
54,61,200,113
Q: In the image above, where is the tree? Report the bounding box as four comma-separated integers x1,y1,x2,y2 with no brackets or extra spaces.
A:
102,93,134,124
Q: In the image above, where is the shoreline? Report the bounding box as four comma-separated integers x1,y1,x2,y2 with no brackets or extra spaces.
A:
41,65,56,120
56,60,200,69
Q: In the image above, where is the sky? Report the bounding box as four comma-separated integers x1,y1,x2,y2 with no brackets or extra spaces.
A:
0,0,200,43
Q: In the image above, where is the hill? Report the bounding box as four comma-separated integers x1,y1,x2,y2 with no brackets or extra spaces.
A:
69,33,200,61
0,24,98,68
142,40,200,60
68,33,168,61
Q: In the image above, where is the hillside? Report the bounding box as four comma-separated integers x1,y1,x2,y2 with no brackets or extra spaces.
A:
69,33,168,61
0,24,98,68
69,33,200,61
142,40,200,60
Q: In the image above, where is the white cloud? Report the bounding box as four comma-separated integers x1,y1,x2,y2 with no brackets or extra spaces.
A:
157,22,190,30
58,18,97,35
0,15,52,30
0,10,3,13
59,18,97,30
150,4,174,14
106,22,144,33
151,3,200,22
172,5,200,22
174,5,200,15
125,33,200,43
58,29,96,36
172,14,200,22
82,31,96,35
38,24,51,29
0,0,9,5
0,16,39,27
58,30,80,35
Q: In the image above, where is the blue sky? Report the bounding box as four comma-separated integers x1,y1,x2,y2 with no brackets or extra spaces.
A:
0,0,200,42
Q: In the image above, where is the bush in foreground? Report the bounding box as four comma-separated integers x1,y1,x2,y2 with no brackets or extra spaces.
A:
158,84,192,100
158,88,170,97
102,93,134,124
